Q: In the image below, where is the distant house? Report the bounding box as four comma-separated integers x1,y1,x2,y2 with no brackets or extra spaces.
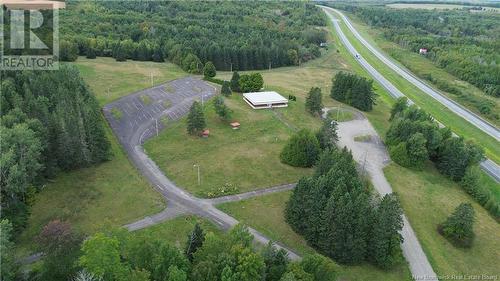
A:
320,42,328,48
419,48,428,55
243,91,288,109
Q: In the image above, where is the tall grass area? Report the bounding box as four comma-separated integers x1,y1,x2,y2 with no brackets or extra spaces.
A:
15,59,185,257
217,192,413,281
131,216,221,248
17,125,165,256
385,164,500,277
333,13,500,164
74,57,187,104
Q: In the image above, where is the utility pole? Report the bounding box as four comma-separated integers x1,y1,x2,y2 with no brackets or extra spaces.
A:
193,164,200,185
230,63,233,72
155,118,159,136
268,62,271,71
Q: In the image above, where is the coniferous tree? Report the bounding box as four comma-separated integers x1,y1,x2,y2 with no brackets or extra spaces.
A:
230,72,241,92
203,61,217,78
213,96,232,121
262,242,290,281
369,194,404,269
316,118,338,150
187,102,206,136
330,72,376,111
305,87,323,116
184,223,205,262
221,81,232,97
439,203,475,247
86,47,96,59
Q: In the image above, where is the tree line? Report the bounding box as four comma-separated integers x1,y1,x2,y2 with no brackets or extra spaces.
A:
2,219,338,281
330,72,376,111
59,1,327,72
387,98,499,219
0,66,111,232
285,148,405,269
329,4,500,98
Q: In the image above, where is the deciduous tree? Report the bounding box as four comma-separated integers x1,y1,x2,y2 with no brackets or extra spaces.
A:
280,129,320,167
439,203,475,247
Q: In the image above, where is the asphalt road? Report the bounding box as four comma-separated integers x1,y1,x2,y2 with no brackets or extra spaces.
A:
334,108,438,281
103,77,300,260
320,6,500,182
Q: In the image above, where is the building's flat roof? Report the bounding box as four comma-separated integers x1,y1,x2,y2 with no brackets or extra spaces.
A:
243,91,287,105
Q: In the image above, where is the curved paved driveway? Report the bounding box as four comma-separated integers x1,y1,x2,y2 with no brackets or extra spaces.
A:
103,77,300,260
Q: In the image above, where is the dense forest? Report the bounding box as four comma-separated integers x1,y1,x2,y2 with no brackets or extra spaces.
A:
59,1,327,72
0,66,110,231
2,220,337,281
331,4,500,98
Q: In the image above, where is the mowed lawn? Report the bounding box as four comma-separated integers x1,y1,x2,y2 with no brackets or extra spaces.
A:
217,191,413,281
144,95,314,198
385,163,500,277
75,57,187,104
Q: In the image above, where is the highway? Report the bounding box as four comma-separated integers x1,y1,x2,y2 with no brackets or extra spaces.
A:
320,6,500,183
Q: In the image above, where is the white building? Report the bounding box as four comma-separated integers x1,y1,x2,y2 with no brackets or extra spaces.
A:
243,91,288,109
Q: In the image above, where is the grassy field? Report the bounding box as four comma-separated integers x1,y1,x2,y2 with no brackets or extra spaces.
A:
333,12,500,163
208,14,500,280
385,163,500,277
15,58,187,256
75,57,187,104
144,95,314,198
346,13,499,127
332,18,500,272
217,191,413,281
131,215,221,249
387,3,500,12
17,125,165,256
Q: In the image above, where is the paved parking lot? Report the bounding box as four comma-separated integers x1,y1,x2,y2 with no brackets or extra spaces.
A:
103,77,217,146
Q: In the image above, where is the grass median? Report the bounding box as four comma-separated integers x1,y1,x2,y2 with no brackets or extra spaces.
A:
332,12,499,163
